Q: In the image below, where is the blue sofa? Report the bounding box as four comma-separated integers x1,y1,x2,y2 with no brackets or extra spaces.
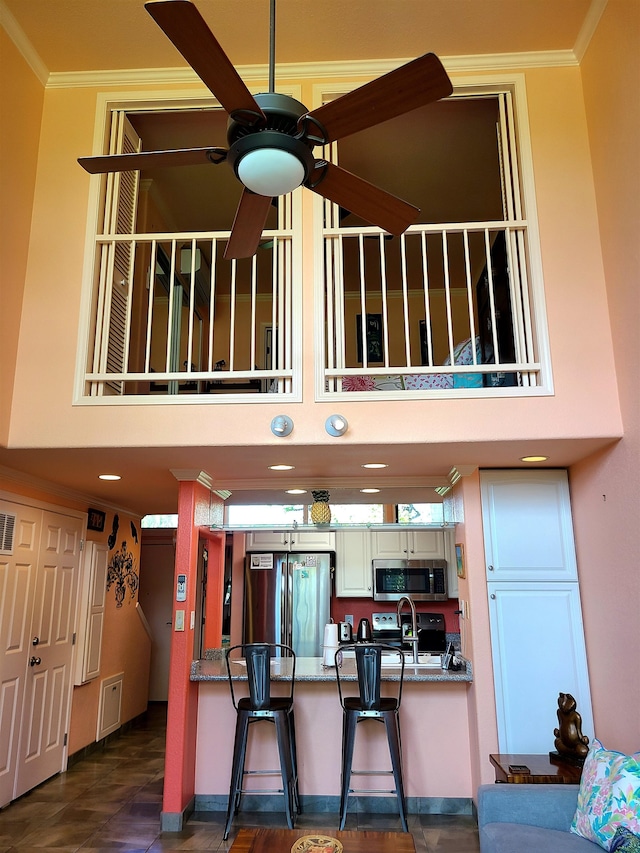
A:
477,783,601,852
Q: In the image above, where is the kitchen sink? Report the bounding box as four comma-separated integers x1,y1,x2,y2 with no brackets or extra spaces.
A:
380,651,442,668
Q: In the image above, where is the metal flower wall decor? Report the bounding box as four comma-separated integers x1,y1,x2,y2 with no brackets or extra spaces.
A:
106,539,139,607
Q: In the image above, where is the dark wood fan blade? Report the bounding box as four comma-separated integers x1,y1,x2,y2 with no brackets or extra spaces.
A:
78,147,227,174
303,53,452,143
224,190,273,259
307,161,419,236
145,0,265,122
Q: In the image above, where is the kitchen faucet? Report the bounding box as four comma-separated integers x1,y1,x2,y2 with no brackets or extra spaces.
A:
397,595,419,663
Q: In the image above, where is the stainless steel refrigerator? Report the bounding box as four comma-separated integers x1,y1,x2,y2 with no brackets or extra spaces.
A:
244,552,332,656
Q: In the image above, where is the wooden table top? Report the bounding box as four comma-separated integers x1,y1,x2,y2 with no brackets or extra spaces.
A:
230,827,416,852
490,753,583,784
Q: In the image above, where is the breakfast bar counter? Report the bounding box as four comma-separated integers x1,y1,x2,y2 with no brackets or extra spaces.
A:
190,651,474,812
191,651,472,683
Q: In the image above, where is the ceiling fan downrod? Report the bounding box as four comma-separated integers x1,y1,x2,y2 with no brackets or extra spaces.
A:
268,0,276,93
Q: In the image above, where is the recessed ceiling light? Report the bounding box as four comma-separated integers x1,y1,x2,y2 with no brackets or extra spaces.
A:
98,473,121,481
360,488,380,493
520,456,548,463
362,463,388,469
286,489,307,494
269,464,295,471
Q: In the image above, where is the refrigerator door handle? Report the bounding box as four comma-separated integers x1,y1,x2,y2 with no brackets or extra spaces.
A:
284,559,293,649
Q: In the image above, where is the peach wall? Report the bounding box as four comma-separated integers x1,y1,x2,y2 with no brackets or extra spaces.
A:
6,67,622,457
0,30,44,446
447,474,499,792
568,0,640,752
196,680,472,799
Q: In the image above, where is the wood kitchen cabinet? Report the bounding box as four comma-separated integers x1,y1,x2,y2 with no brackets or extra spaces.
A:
245,529,336,552
371,528,443,560
335,529,372,597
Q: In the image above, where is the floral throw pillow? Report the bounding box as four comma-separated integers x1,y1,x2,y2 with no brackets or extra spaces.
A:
611,827,640,852
570,738,640,850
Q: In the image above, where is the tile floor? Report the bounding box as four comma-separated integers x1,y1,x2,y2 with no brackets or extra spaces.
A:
0,703,480,852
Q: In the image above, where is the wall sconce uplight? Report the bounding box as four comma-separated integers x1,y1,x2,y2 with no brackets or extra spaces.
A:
325,414,349,437
271,415,294,437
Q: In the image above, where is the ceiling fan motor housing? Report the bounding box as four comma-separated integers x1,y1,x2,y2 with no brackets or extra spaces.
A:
226,93,317,193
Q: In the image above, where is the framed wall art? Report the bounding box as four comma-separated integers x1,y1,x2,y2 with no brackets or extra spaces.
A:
87,508,106,532
455,543,466,579
356,313,384,364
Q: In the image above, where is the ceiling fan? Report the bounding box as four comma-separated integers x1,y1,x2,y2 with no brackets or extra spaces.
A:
78,0,453,259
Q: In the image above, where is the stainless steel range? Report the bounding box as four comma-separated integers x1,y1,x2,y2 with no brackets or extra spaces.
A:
371,611,447,653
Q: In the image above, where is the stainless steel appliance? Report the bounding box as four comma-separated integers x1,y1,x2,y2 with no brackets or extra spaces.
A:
244,552,332,657
356,617,372,642
371,611,447,653
373,559,448,602
338,621,353,643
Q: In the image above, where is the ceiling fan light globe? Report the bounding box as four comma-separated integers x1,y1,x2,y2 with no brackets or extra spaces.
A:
237,148,305,197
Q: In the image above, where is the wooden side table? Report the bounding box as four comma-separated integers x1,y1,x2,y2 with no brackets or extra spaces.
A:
490,753,583,784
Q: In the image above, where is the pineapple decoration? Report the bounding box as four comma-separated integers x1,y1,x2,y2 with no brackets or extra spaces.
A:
311,490,331,525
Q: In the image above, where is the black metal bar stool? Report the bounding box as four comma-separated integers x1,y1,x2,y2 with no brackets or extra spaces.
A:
223,643,299,840
334,643,408,832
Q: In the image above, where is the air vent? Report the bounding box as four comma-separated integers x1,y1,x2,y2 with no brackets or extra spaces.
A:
0,512,16,555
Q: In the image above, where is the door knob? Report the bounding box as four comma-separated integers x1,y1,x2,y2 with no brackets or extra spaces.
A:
32,636,40,646
30,656,42,666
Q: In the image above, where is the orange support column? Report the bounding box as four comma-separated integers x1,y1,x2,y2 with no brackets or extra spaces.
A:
161,476,224,830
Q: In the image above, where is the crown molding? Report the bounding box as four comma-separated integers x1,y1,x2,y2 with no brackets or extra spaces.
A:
44,49,579,91
573,0,608,62
0,464,140,518
0,0,48,85
213,476,448,492
170,469,214,489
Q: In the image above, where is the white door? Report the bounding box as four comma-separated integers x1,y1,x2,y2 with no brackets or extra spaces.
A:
13,510,83,799
0,502,40,807
488,581,594,752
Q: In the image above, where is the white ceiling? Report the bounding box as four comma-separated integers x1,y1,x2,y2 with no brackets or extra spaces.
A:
2,0,609,517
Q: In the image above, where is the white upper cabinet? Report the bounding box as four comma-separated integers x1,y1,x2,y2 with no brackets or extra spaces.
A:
245,530,336,552
480,470,578,581
371,528,444,560
335,529,373,597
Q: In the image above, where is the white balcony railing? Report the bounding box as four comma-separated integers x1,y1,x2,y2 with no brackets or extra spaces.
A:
83,229,297,400
81,220,541,402
319,219,541,398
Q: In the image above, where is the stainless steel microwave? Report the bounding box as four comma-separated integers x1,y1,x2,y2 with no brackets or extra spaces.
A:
372,559,448,602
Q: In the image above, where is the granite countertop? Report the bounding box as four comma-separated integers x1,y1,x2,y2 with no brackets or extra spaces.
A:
191,650,472,683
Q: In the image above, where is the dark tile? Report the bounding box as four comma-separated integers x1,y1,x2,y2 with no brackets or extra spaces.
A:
0,704,480,853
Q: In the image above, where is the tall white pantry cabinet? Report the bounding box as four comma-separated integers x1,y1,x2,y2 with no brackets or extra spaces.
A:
480,470,594,754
